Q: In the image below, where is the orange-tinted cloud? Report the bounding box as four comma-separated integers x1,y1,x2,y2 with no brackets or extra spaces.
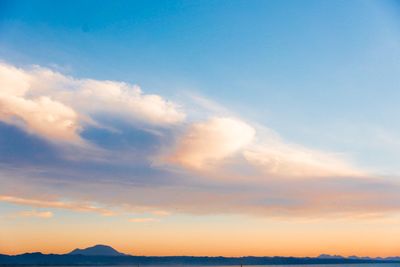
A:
0,64,81,143
129,217,159,223
0,195,115,216
164,117,255,169
13,210,53,219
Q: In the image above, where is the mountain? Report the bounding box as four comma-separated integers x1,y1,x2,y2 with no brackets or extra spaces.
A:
317,254,344,259
68,245,126,256
348,255,373,260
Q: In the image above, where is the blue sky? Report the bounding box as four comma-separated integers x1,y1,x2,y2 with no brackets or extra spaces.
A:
1,0,400,172
1,0,400,256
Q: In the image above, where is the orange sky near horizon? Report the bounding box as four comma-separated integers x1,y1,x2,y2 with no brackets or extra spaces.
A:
2,211,400,257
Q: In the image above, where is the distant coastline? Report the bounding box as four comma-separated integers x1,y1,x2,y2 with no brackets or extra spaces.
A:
2,245,399,266
1,253,400,266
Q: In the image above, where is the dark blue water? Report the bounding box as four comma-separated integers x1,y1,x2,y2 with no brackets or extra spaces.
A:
35,264,399,267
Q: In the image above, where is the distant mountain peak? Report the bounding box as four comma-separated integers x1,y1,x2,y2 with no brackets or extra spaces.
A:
317,254,344,259
68,244,126,256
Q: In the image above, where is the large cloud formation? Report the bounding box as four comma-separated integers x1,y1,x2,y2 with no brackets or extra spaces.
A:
0,62,185,143
1,61,399,219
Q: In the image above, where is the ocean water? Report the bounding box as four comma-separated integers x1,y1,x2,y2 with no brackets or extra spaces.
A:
247,265,400,267
22,264,399,267
231,265,400,267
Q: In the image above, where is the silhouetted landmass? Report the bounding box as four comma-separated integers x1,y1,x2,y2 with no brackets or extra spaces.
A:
1,246,399,265
1,253,400,265
68,245,126,256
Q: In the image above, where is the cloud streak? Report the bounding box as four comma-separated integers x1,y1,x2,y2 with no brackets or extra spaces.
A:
243,141,362,178
14,210,53,219
129,217,159,223
0,195,115,216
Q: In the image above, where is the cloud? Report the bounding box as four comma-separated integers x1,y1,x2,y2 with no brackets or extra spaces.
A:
2,60,397,219
0,64,81,142
0,61,361,179
27,66,185,126
1,165,400,218
0,195,115,216
150,210,171,216
14,210,53,219
161,115,360,178
243,141,362,178
75,80,185,125
164,117,255,169
129,217,159,223
0,62,185,143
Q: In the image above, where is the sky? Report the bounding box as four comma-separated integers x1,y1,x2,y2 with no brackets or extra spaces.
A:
1,0,400,257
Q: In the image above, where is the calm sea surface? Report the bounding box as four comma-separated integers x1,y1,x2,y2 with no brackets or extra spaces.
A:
18,265,399,267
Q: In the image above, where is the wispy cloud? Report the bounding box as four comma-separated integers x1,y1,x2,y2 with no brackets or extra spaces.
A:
0,195,115,216
150,210,171,216
13,210,53,219
129,217,159,223
243,140,362,178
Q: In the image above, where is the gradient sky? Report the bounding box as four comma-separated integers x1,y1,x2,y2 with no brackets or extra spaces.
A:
1,0,400,257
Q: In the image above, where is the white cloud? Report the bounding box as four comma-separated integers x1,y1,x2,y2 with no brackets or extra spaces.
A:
0,64,81,142
45,79,185,126
27,66,186,126
164,117,255,169
243,138,363,178
0,62,185,142
161,113,361,178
